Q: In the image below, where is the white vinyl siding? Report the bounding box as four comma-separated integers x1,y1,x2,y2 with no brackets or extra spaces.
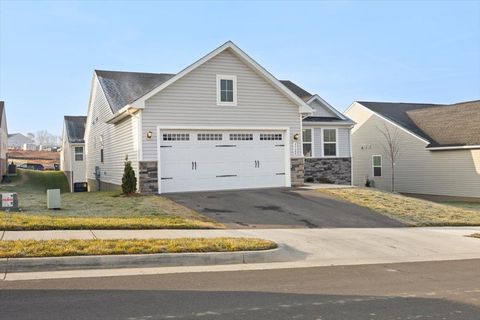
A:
141,49,302,160
85,76,138,188
309,99,337,117
337,128,351,157
347,103,480,198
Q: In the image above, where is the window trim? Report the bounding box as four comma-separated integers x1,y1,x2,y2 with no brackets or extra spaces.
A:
302,128,313,158
322,128,338,157
74,146,84,162
372,155,382,177
216,75,237,106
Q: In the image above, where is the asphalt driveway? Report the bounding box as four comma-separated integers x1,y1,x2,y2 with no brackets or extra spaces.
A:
166,188,405,228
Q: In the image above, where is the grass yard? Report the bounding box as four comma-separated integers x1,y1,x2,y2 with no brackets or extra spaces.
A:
0,169,221,230
320,188,480,226
0,238,277,258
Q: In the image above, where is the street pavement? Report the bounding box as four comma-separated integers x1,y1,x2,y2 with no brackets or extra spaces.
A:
1,259,479,319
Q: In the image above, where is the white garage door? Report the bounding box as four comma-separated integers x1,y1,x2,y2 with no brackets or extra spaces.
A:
159,130,288,193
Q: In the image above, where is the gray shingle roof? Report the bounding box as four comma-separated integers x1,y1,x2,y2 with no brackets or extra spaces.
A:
280,80,313,102
64,116,87,143
358,100,480,148
95,70,175,113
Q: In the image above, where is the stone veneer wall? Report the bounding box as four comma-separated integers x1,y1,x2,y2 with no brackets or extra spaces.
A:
139,161,158,194
290,157,305,187
305,158,351,185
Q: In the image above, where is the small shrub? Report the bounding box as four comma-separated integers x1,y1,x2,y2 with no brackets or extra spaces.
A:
305,177,315,183
121,157,137,194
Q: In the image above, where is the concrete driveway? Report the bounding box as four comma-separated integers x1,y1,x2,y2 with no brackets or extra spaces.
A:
166,188,405,228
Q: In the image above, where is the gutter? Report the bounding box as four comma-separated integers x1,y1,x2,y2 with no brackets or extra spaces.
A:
106,105,141,124
427,145,480,151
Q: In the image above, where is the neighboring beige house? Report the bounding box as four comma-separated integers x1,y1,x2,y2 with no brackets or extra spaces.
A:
60,116,87,192
346,100,480,198
0,102,8,177
85,41,345,194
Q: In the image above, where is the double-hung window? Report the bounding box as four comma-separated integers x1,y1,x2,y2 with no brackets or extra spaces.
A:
217,75,237,106
302,129,312,157
323,129,337,157
74,146,83,161
373,155,382,177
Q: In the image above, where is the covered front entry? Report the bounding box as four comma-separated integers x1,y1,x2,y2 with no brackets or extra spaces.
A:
158,129,289,193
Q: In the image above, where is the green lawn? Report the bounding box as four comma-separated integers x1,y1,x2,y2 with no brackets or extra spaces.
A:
320,188,480,226
0,169,221,229
0,238,277,258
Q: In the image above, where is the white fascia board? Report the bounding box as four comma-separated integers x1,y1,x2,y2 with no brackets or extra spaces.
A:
130,41,313,115
350,101,431,145
306,95,347,120
302,122,354,127
427,145,480,151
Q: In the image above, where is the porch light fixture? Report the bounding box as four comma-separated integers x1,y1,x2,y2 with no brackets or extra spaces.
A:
146,131,153,139
293,133,300,140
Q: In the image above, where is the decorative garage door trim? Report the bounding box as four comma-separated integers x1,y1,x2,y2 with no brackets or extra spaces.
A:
156,126,291,194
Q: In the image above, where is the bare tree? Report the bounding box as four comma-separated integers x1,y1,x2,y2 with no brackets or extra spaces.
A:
377,124,402,192
36,130,58,146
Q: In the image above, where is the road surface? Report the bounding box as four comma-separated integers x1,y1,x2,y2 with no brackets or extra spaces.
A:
1,259,479,319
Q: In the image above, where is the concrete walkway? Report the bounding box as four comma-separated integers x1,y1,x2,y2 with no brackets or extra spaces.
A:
2,227,480,281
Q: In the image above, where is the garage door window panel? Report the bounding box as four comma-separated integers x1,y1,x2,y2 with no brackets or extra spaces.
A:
198,133,222,141
163,133,190,141
230,133,253,141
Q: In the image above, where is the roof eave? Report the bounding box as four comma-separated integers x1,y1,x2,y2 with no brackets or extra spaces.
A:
426,145,480,151
106,104,141,124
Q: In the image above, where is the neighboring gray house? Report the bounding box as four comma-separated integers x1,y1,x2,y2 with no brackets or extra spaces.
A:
346,100,480,198
84,41,351,194
0,102,8,177
281,81,354,184
60,116,87,192
7,133,34,150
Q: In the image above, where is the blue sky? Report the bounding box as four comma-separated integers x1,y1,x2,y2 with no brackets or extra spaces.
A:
1,0,479,136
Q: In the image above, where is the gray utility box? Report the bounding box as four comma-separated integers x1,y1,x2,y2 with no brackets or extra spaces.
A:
1,193,19,211
47,189,61,209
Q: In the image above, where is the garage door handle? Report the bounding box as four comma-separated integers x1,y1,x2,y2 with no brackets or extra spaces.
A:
192,162,197,170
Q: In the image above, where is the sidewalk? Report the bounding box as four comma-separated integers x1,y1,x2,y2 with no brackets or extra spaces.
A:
2,226,480,280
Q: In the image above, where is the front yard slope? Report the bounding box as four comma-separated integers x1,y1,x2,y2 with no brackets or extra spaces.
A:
0,238,277,258
321,188,480,226
0,169,221,230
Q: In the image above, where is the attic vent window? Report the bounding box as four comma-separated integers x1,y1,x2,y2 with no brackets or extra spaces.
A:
217,75,237,106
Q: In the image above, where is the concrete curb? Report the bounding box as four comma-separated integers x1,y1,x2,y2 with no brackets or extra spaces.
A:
2,244,306,274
